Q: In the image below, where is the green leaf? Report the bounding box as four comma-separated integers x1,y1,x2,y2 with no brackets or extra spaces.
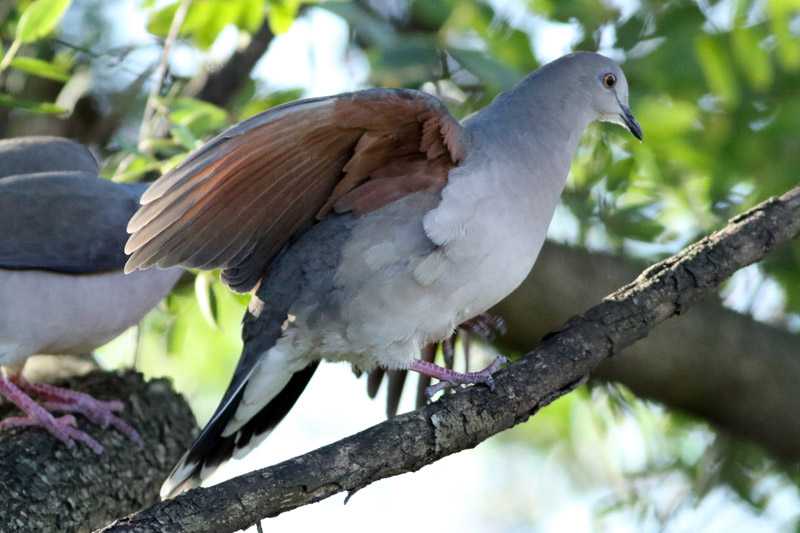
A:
695,34,740,108
731,26,773,90
184,1,241,49
605,156,634,192
409,0,453,31
368,34,441,87
767,0,800,70
111,159,163,183
149,0,269,50
111,135,153,161
634,97,698,138
239,0,267,32
170,123,199,151
0,93,66,113
146,2,180,37
195,271,220,331
268,0,302,34
240,88,304,119
165,97,229,137
541,0,619,26
600,204,665,241
319,2,396,47
442,2,535,73
16,0,72,44
10,56,70,81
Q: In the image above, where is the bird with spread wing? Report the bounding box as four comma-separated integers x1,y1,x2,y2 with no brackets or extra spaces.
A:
124,52,642,498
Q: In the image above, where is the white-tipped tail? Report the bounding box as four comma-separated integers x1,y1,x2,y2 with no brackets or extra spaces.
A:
160,347,318,499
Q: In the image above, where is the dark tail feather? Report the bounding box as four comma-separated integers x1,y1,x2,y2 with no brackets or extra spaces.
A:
161,360,319,499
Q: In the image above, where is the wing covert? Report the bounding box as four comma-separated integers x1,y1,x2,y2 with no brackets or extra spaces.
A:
0,173,145,273
125,88,467,293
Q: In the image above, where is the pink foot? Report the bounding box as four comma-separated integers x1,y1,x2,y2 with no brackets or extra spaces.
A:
0,377,104,453
9,374,142,445
370,313,509,415
416,313,507,402
408,354,510,401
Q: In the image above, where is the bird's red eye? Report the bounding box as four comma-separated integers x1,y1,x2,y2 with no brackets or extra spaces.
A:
603,73,617,88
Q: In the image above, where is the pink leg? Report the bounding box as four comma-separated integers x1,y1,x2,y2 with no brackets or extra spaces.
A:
373,313,510,414
408,354,510,401
0,376,104,453
9,374,142,445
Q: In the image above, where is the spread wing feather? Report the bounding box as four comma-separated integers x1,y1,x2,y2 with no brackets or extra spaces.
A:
125,88,466,293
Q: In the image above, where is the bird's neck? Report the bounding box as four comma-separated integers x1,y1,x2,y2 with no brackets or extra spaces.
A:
464,77,595,208
470,75,593,162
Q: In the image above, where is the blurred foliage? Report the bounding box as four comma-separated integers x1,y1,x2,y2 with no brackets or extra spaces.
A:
3,0,800,529
498,381,800,530
0,0,73,112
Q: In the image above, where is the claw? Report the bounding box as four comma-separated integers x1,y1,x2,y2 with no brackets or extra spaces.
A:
411,354,510,401
0,383,105,453
0,373,142,451
371,313,510,416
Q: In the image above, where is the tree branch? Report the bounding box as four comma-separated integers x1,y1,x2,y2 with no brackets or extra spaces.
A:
192,20,275,108
0,370,195,532
494,241,800,460
97,184,800,532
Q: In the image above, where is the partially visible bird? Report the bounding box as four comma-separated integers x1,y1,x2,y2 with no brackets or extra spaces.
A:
124,52,642,497
0,136,183,453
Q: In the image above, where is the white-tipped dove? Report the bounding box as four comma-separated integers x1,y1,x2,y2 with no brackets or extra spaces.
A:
0,136,183,453
124,52,642,497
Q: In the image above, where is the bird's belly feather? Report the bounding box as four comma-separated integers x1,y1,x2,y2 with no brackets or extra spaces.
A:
266,163,548,371
0,267,181,366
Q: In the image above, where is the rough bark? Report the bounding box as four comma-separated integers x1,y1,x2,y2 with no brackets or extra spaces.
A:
96,186,800,532
494,240,800,460
0,369,195,533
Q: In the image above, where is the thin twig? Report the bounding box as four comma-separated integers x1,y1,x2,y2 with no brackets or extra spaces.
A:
138,0,191,150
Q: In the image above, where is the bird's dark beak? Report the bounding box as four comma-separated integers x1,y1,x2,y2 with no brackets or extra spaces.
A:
621,105,643,141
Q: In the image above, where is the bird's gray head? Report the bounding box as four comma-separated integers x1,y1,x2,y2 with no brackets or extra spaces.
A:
551,52,643,141
478,51,643,143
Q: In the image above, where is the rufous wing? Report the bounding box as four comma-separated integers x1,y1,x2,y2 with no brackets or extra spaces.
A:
125,88,467,293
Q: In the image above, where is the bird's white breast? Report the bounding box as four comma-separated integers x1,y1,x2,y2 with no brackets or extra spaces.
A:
285,150,559,371
0,267,182,366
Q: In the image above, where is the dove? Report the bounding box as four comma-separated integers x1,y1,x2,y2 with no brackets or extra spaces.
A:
124,52,642,496
0,137,183,452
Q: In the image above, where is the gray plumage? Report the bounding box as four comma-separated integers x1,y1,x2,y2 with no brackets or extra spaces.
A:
0,136,98,178
0,136,181,367
0,173,146,273
124,52,642,498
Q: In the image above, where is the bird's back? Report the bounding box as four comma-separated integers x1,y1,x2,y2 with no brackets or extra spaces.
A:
0,171,181,365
